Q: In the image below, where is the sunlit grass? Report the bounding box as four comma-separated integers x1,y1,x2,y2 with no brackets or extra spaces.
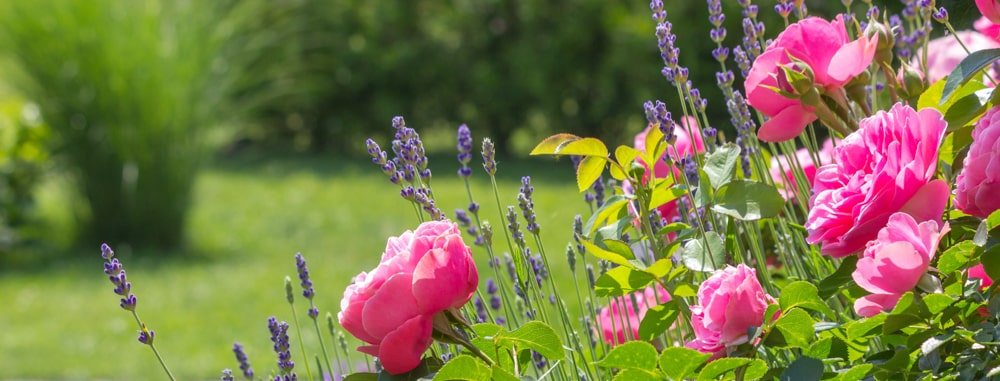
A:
0,152,590,379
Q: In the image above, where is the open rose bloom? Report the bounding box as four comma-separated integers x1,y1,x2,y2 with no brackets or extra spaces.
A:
806,104,949,257
954,105,1000,218
745,15,877,142
338,220,478,374
687,265,777,358
852,213,949,317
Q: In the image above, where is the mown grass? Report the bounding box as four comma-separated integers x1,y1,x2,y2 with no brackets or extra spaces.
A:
0,152,591,379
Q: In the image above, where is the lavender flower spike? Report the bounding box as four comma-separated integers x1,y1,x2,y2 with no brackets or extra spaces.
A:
268,317,297,379
482,138,497,175
294,253,315,301
233,342,254,379
101,243,137,311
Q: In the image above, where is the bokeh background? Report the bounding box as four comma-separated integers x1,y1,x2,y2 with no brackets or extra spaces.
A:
0,0,980,379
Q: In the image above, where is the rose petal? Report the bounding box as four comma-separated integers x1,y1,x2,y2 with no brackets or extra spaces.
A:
361,273,422,339
854,293,903,317
377,314,434,375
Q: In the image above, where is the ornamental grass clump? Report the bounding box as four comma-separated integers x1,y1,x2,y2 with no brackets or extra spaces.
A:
101,1,1000,380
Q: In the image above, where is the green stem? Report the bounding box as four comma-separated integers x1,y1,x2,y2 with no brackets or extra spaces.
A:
289,305,314,381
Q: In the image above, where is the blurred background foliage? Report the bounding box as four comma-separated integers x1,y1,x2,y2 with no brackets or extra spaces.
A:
0,0,979,253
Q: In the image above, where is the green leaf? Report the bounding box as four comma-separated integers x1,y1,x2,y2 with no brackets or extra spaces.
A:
603,239,637,261
836,364,872,381
937,241,978,275
432,355,491,381
989,209,1000,230
471,323,506,337
943,87,992,131
644,258,673,278
673,282,699,297
804,337,833,359
883,313,923,334
846,314,887,341
577,155,607,192
939,124,974,169
644,126,666,168
615,145,643,169
496,321,564,360
377,358,443,381
659,347,711,381
490,367,519,381
611,369,663,381
982,244,1000,283
594,266,655,297
779,357,824,381
648,180,684,212
696,358,766,381
818,256,858,299
711,180,784,221
772,308,815,349
922,294,954,315
638,302,679,341
531,133,582,155
680,231,726,272
595,341,658,370
703,143,741,190
583,195,628,234
560,137,610,157
940,48,1000,105
779,281,835,317
580,239,633,268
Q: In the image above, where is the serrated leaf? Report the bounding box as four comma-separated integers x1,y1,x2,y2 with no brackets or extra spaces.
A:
615,145,643,169
560,137,610,157
696,358,766,381
836,364,872,381
648,180,684,212
922,294,954,315
594,266,655,297
818,256,858,299
937,241,977,274
779,281,835,317
496,321,564,360
711,180,784,221
432,355,491,381
583,195,628,234
581,239,633,268
530,133,581,155
920,334,954,355
603,239,637,261
982,245,1000,283
659,347,711,381
805,337,833,358
680,231,726,272
490,367,518,381
595,341,658,370
779,357,823,381
772,308,815,349
940,48,1000,105
846,314,886,341
638,302,679,341
703,143,741,190
577,155,606,192
612,369,663,381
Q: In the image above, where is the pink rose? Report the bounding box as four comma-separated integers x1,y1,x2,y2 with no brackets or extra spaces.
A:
954,105,1000,218
806,103,950,257
769,139,835,201
338,220,478,374
975,16,1000,40
627,116,705,226
686,264,777,358
920,30,1000,84
969,264,995,289
596,284,671,346
852,213,949,317
746,15,877,142
978,0,1000,25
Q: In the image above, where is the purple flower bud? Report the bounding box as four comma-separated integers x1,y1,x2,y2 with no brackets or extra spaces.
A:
137,328,154,345
233,342,255,379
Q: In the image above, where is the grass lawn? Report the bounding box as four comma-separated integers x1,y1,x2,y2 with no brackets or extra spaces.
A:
0,152,593,380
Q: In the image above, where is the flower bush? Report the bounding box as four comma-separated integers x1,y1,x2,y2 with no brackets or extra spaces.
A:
100,1,1000,381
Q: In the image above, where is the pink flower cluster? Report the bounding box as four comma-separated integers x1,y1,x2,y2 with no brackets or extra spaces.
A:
595,284,671,346
806,104,949,258
745,15,877,142
338,220,478,374
686,265,777,358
